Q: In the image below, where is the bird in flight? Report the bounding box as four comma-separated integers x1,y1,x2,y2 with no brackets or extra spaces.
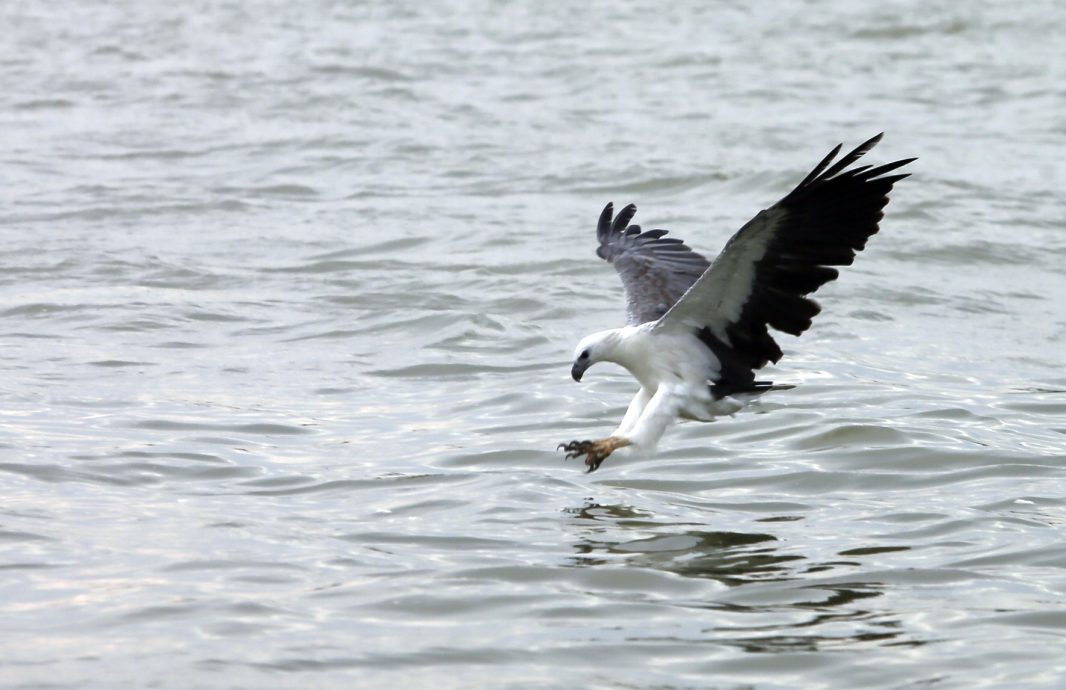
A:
559,133,914,472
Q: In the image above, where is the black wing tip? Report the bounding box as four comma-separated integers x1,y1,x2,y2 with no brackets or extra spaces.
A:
598,201,639,243
860,157,918,180
820,133,885,181
597,200,643,260
864,132,885,148
611,203,638,234
791,134,915,198
596,202,615,245
887,157,919,171
847,132,884,160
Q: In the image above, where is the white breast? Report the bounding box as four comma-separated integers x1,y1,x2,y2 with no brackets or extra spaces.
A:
613,325,720,392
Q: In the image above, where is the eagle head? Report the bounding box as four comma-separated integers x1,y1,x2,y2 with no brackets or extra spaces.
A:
570,330,622,382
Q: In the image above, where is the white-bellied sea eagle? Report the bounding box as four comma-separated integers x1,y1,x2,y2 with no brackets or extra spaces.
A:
560,134,914,472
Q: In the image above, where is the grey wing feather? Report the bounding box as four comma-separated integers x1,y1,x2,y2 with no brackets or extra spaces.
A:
596,202,711,325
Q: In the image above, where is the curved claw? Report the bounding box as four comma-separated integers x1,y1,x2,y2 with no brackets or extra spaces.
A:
557,438,626,473
559,440,593,461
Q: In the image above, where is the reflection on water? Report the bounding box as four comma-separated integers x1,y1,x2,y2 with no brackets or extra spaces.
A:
715,609,908,654
565,501,801,585
563,500,922,654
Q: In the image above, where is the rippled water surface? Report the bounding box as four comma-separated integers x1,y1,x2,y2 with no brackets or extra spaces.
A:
3,1,1066,688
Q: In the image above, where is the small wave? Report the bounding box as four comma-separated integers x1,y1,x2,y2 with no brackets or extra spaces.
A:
127,420,313,435
368,361,550,378
13,98,75,110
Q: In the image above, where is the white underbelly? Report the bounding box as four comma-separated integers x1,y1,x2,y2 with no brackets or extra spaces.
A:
681,395,749,420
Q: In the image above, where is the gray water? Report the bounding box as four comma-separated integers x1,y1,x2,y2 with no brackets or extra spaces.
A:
3,1,1066,688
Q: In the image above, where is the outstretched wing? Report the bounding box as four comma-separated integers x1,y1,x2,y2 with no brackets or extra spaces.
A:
656,133,915,379
596,202,710,325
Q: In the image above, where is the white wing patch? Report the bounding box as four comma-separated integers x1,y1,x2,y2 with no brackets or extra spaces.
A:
655,208,783,344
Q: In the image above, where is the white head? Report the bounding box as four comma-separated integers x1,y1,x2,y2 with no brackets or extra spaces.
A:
570,329,623,382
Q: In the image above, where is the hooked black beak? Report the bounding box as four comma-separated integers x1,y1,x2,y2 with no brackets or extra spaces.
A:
571,361,588,382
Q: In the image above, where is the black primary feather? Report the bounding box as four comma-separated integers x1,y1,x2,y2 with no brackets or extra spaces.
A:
716,136,915,372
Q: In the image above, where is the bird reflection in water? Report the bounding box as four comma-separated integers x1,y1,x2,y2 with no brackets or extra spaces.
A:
564,501,803,586
563,500,920,652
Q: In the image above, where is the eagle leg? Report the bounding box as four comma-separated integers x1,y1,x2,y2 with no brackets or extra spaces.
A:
557,437,631,473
